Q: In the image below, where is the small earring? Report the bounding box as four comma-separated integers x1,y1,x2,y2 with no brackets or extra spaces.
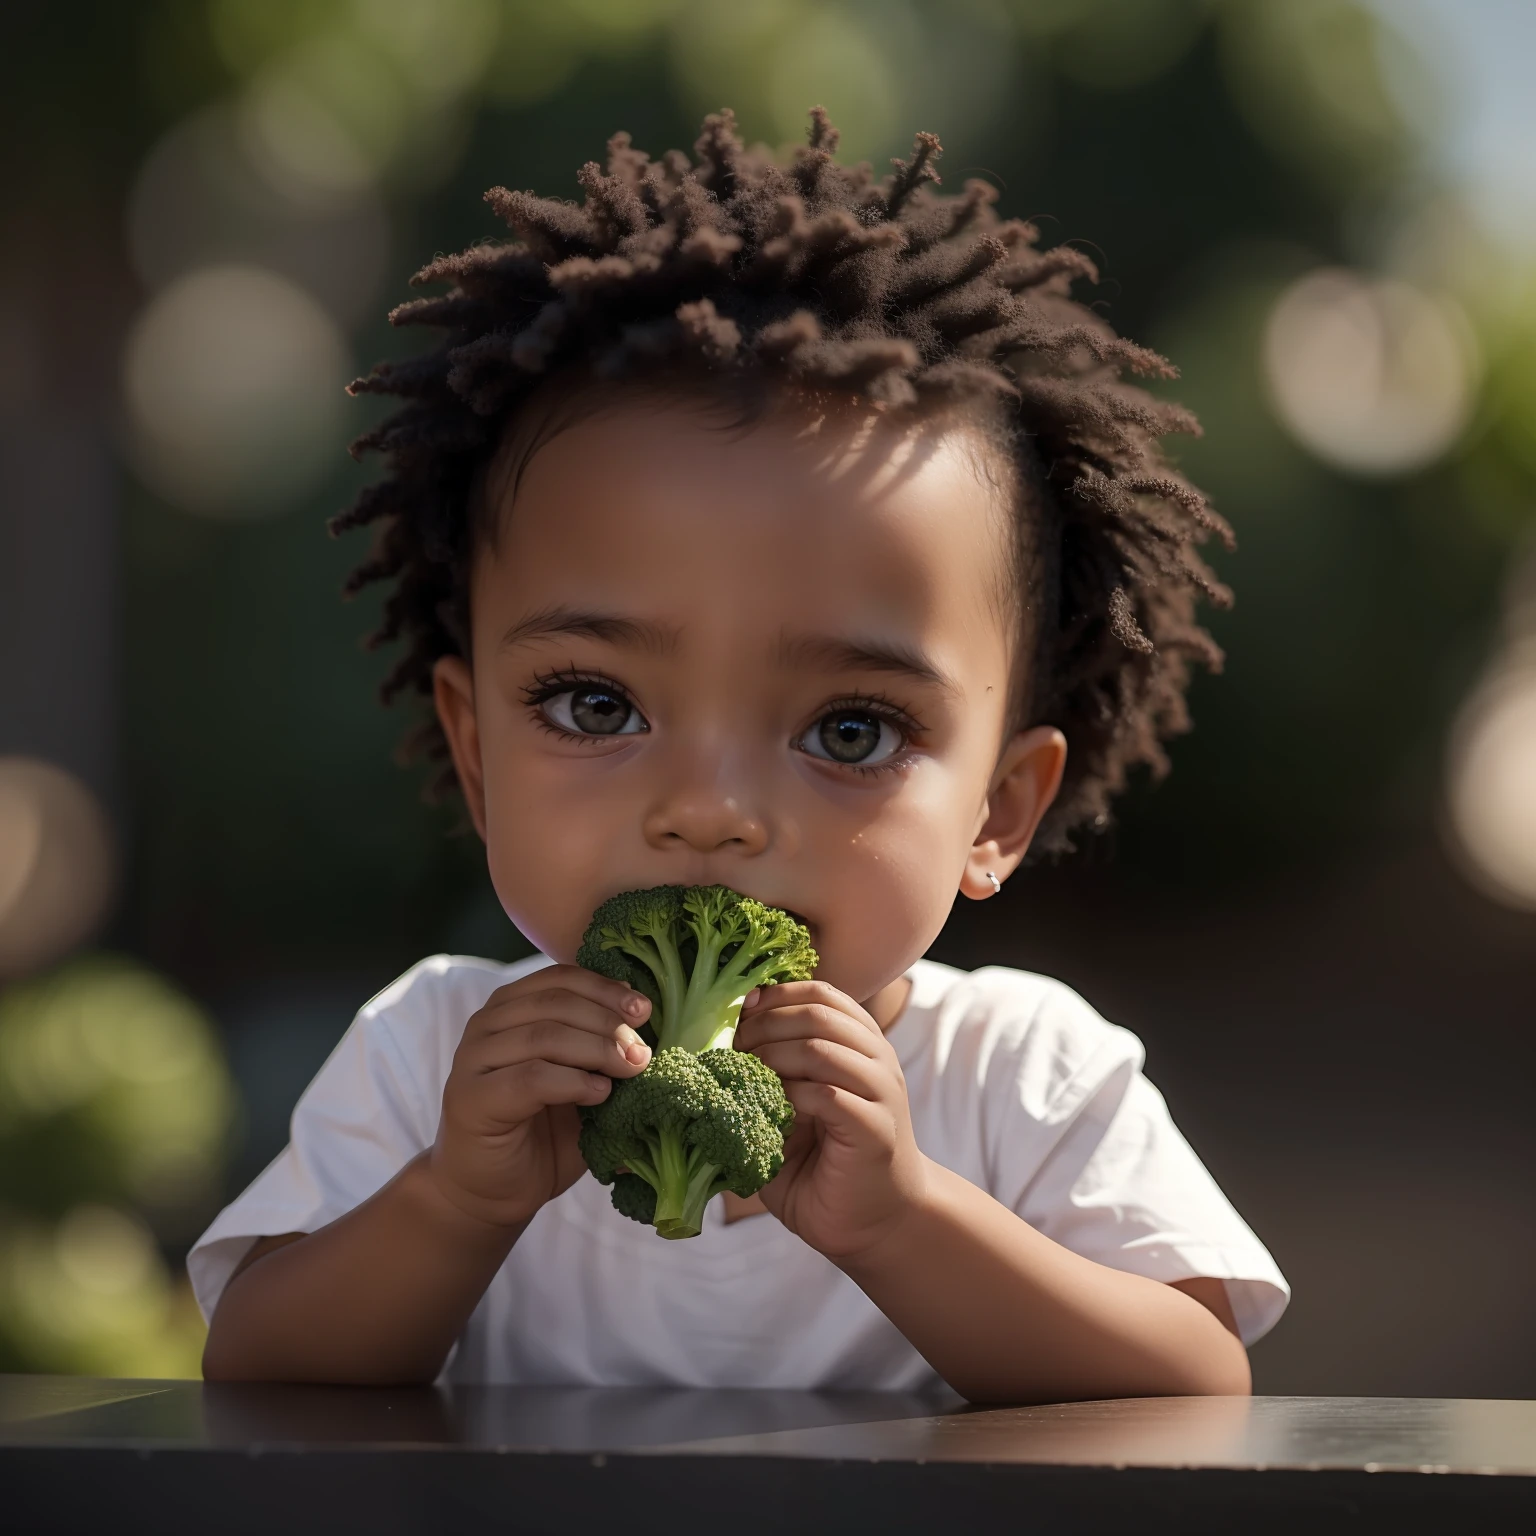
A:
985,871,1002,896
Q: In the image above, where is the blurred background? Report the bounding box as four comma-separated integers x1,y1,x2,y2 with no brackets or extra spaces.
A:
1,0,1532,1392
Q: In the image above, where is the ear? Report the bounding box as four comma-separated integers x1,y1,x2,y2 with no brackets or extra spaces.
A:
959,725,1067,901
432,655,488,842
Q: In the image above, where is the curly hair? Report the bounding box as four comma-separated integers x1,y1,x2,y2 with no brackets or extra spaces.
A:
335,108,1231,855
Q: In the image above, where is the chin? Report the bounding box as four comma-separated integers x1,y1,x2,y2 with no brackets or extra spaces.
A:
496,903,573,964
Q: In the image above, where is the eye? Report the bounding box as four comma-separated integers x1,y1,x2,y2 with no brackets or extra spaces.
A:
799,709,904,766
541,685,647,737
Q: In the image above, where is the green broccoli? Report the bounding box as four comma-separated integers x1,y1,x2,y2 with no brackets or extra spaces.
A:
576,885,816,1239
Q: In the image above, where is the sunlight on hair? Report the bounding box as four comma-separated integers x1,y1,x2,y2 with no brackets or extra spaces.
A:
122,264,350,519
1263,269,1477,477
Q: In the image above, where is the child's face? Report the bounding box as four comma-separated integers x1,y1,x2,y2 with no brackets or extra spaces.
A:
434,394,1065,1010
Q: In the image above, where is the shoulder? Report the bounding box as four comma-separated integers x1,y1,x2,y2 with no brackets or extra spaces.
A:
350,950,555,1078
902,959,1144,1120
359,950,554,1030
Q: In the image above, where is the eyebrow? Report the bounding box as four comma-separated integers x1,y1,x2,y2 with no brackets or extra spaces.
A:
499,607,956,693
499,605,680,654
778,632,959,694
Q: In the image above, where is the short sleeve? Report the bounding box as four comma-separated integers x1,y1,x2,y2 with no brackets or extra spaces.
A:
907,967,1290,1348
1009,1033,1290,1346
187,952,546,1323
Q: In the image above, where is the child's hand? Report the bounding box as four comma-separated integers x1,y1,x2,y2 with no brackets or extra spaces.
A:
428,966,653,1228
735,981,931,1262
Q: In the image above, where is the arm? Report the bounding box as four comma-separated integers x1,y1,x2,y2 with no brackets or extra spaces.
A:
202,1156,523,1384
202,966,654,1384
738,982,1250,1406
838,1162,1250,1405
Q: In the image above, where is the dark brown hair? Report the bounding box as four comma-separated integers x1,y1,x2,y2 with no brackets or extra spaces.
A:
336,109,1231,854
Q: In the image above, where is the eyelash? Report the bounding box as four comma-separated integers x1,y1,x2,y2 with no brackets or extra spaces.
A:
521,668,642,742
520,671,925,773
802,693,925,777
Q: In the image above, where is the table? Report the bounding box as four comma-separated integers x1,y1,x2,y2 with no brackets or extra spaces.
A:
2,1376,1532,1533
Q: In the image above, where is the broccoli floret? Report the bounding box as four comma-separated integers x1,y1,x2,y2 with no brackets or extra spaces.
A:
609,1174,657,1225
576,885,815,1239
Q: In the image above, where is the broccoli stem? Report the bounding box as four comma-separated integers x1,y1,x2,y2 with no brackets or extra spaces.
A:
644,1123,725,1240
615,931,688,1033
662,1158,728,1240
665,990,748,1056
666,954,800,1055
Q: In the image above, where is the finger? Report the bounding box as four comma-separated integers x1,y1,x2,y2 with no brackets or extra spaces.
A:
752,1038,889,1101
478,989,651,1055
740,980,883,1042
735,1001,885,1059
783,1080,890,1146
473,1059,615,1122
482,966,652,1028
465,1019,651,1078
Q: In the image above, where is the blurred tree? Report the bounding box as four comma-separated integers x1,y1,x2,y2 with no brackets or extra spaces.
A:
0,957,234,1374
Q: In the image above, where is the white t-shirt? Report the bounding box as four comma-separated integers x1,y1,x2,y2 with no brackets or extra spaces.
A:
190,954,1289,1389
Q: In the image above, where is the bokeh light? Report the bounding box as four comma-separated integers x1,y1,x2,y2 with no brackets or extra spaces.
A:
1447,657,1536,910
128,104,390,324
122,264,351,519
670,0,1016,166
1263,268,1477,477
0,955,235,1209
0,1205,208,1377
0,759,115,983
1050,0,1207,93
1218,0,1424,192
1446,552,1536,912
0,956,236,1375
238,61,385,202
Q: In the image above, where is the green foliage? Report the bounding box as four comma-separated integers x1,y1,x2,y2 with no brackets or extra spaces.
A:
0,957,235,1376
0,956,234,1221
577,886,813,1238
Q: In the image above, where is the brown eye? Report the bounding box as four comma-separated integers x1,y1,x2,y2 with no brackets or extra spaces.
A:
543,687,647,737
800,710,901,765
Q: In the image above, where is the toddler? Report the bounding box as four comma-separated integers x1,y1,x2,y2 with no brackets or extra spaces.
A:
192,111,1287,1404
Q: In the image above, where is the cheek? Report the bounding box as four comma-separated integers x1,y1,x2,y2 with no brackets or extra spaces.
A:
476,747,637,964
808,768,976,996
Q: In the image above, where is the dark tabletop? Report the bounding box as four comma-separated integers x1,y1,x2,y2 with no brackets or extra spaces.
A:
3,1376,1532,1534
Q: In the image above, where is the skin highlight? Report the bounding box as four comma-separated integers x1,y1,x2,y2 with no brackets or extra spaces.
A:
203,394,1249,1402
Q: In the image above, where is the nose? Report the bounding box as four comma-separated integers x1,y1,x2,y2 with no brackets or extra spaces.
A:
642,784,769,857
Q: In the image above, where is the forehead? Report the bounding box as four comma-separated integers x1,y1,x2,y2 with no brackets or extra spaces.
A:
477,396,1015,655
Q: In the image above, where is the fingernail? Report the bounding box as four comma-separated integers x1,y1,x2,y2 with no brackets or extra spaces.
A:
623,994,648,1018
744,987,762,1009
625,1041,652,1066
